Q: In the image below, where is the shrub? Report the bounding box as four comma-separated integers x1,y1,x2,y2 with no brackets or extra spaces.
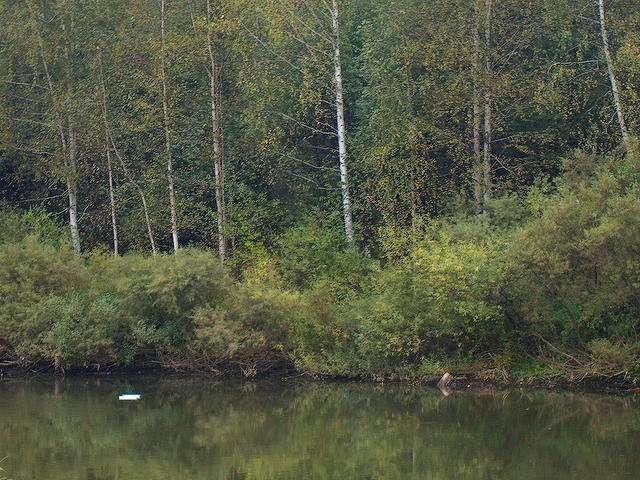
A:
25,293,139,366
192,259,297,371
276,213,374,290
0,237,86,360
87,249,230,352
410,235,508,352
290,279,360,375
2,150,640,382
0,241,233,369
0,207,65,246
289,224,510,375
508,154,640,346
587,339,638,373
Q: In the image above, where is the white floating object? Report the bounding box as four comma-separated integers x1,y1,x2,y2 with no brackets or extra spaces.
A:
118,394,141,401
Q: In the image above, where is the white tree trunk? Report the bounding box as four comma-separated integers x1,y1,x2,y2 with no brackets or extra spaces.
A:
67,124,81,255
330,0,355,244
139,192,158,256
105,138,118,255
598,0,630,151
60,13,82,256
482,0,492,205
207,0,227,263
161,0,180,252
472,0,483,212
34,10,81,255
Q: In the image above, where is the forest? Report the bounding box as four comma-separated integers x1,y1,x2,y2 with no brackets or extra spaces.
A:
1,0,640,384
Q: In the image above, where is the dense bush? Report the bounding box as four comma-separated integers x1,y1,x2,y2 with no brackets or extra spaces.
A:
190,257,297,373
290,223,509,375
276,213,376,290
507,154,640,348
2,153,640,381
0,206,64,246
0,231,237,368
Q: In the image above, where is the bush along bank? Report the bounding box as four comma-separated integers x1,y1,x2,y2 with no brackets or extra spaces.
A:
1,153,640,389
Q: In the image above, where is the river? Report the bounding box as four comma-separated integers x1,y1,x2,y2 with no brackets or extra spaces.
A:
0,376,638,479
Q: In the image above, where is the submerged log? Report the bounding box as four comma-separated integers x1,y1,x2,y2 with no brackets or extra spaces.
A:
438,372,453,389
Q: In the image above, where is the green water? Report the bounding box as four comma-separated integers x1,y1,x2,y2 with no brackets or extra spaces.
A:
0,377,639,479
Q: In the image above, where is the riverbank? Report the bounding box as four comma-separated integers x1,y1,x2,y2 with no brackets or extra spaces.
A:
1,355,638,395
2,155,640,394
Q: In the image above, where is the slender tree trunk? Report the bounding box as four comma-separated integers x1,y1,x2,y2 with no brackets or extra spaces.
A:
101,54,157,255
482,0,492,205
206,0,227,263
410,164,417,240
100,73,119,255
66,123,81,255
42,53,75,241
60,11,82,256
105,144,118,255
139,192,158,256
33,8,81,255
161,0,179,252
330,0,355,244
598,0,630,151
472,0,483,212
109,133,158,255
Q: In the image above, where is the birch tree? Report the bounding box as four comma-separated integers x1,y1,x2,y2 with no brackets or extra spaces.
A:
160,0,180,252
104,127,118,255
98,49,158,255
2,0,640,255
470,0,492,211
482,0,492,205
205,0,227,262
109,133,158,255
330,0,355,244
60,5,83,255
472,0,483,212
98,57,119,255
30,2,81,254
597,0,630,151
239,0,356,244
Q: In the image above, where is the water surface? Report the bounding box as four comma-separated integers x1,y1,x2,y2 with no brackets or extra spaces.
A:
0,377,639,479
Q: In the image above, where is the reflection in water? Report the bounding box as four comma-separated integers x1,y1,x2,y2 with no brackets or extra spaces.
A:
0,377,639,479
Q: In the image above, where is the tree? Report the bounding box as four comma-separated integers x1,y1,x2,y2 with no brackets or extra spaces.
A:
205,0,227,262
482,0,492,205
30,1,82,254
598,0,630,151
98,55,119,255
1,0,639,257
330,0,355,244
160,0,180,252
472,0,483,212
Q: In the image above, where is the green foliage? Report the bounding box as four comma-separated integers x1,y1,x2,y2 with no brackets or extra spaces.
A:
290,226,508,375
191,257,297,369
588,339,638,373
276,213,375,290
95,250,230,348
0,230,233,368
509,153,640,346
3,0,639,256
264,151,640,380
0,207,64,246
2,150,640,383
